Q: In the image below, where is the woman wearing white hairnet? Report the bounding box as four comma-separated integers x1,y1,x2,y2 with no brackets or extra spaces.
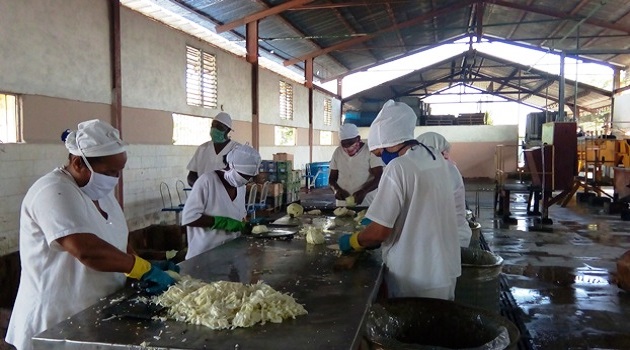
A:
187,112,241,186
338,100,461,300
329,123,384,206
417,132,472,247
6,120,177,350
182,144,262,259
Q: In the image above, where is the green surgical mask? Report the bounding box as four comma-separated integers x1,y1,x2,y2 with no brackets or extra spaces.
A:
210,127,227,143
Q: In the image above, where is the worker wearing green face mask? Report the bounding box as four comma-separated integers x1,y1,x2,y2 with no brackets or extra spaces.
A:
187,112,241,186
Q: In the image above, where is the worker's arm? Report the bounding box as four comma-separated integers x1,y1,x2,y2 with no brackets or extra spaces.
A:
353,166,383,203
328,169,350,200
56,233,135,273
358,221,392,247
184,215,215,228
187,171,198,187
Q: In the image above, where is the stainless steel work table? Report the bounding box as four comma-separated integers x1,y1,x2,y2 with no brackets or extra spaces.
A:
33,235,383,350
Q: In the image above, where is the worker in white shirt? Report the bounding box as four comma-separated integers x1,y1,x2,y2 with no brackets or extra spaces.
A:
417,132,472,247
6,120,177,350
182,144,262,259
329,123,384,206
338,100,461,300
187,112,240,186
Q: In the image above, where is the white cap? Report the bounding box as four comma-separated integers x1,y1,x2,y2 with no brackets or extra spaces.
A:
368,100,417,151
214,112,233,129
65,119,126,157
339,123,360,141
416,132,451,153
226,144,261,176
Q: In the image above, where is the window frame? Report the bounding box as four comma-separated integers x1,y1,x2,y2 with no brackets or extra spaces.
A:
186,45,218,109
279,80,294,120
323,98,332,126
0,93,21,143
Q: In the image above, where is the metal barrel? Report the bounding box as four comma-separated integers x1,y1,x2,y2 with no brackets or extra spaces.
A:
455,247,504,314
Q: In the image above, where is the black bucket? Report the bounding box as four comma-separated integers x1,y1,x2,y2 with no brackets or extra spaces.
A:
455,248,504,314
365,297,520,349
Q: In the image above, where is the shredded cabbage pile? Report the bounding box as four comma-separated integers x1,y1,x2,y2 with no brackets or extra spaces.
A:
153,276,307,329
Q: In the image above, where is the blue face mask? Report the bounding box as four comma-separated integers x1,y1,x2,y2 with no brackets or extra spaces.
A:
381,149,399,165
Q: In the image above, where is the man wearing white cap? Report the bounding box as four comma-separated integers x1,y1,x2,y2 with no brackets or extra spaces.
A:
187,112,241,186
417,132,472,247
338,100,461,300
182,144,262,259
329,123,384,206
6,119,178,350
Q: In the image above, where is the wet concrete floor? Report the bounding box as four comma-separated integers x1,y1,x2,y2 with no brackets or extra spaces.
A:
302,183,630,349
467,182,630,350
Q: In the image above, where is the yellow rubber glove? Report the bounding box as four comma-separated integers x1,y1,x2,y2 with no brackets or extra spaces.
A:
125,255,151,280
338,232,364,253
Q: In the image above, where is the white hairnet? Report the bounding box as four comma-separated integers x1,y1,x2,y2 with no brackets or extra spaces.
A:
65,119,126,157
339,123,360,141
214,112,233,129
368,100,417,151
416,132,451,153
226,144,262,176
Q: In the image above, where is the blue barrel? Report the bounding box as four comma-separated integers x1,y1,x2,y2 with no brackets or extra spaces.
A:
308,162,330,188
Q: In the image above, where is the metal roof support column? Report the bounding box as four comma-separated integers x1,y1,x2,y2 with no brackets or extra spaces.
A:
109,0,123,207
305,58,314,163
246,21,260,150
558,51,566,122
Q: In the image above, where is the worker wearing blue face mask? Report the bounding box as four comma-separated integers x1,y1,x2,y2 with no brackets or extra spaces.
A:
182,144,262,259
338,100,461,300
7,120,177,350
186,112,241,186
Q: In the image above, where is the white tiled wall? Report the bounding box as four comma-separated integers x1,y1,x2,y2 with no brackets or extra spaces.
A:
0,143,195,255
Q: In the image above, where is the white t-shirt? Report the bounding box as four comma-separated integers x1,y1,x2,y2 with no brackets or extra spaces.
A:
365,146,461,298
6,168,128,350
329,143,384,206
182,171,246,259
187,140,240,175
447,161,472,247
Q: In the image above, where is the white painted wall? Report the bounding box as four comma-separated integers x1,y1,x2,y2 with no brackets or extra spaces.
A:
0,143,194,255
121,8,253,122
0,0,111,103
613,94,630,130
313,90,342,131
259,70,310,128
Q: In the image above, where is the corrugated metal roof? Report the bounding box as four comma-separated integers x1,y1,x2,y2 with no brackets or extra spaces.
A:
343,50,613,115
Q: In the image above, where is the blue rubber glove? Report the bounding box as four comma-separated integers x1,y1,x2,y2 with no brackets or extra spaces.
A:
338,232,364,253
150,260,180,273
360,217,372,226
140,264,177,295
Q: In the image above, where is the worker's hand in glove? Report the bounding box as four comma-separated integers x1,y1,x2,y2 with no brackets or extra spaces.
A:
126,256,176,295
212,216,245,232
352,189,367,205
150,260,180,273
338,232,364,253
360,217,372,226
334,188,350,200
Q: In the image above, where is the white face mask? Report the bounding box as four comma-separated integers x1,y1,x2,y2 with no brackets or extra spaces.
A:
79,155,119,200
223,169,249,187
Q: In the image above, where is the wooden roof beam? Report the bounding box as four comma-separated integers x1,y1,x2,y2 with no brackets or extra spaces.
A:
216,0,315,34
284,0,480,66
506,0,536,39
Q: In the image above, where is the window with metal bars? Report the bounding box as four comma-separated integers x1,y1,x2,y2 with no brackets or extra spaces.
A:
0,93,20,143
323,98,332,126
186,45,218,109
279,81,293,120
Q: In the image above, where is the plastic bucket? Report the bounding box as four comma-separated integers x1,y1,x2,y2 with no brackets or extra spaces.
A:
308,162,330,188
365,297,520,350
455,248,504,314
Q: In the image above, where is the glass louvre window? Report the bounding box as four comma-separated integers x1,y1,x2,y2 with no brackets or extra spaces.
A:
279,81,293,120
186,45,218,108
0,93,20,143
324,98,332,126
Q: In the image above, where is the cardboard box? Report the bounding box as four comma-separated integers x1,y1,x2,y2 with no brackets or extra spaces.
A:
273,153,294,162
269,183,284,196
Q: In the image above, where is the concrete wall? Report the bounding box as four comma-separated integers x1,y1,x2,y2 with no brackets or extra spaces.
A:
359,124,519,179
0,0,340,255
